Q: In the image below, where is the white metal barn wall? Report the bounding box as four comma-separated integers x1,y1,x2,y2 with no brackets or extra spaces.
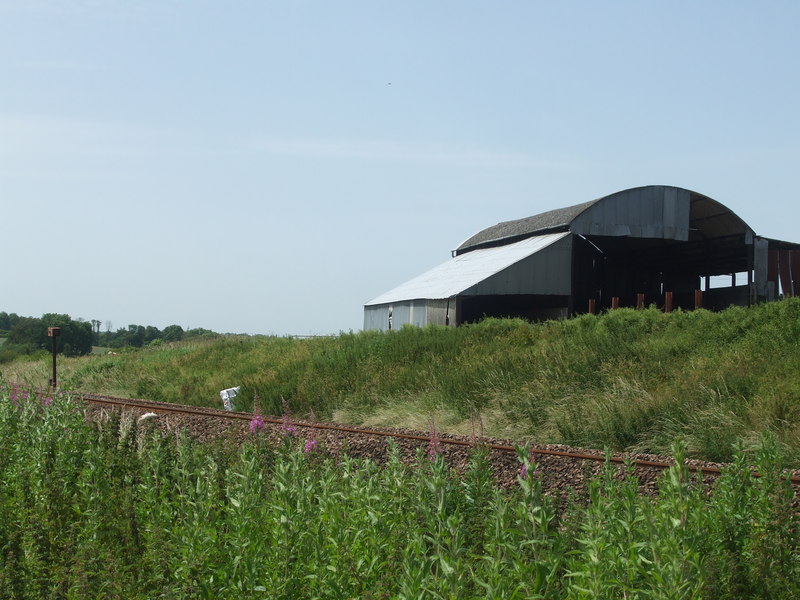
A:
363,300,440,332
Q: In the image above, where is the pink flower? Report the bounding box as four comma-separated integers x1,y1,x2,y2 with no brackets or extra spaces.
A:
44,396,53,407
519,447,538,481
249,414,265,433
303,424,318,453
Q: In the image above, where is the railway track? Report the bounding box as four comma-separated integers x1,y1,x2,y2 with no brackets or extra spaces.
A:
77,392,800,489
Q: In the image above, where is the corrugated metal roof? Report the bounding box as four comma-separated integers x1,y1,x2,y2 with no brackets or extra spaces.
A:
456,199,598,253
365,231,570,306
455,185,755,253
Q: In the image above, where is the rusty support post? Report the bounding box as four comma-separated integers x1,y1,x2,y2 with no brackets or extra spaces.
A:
636,293,645,309
588,298,596,314
694,289,703,310
664,291,673,313
611,296,620,309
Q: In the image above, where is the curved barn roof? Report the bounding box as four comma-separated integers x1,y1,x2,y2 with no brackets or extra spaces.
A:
455,185,754,255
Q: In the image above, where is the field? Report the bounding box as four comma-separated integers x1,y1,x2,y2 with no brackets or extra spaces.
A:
1,387,798,599
3,298,800,466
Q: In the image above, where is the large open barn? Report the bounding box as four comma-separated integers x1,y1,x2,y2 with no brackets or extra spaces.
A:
365,185,800,331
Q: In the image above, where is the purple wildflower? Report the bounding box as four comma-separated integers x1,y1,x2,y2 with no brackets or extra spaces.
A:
249,414,265,433
44,396,53,407
249,392,266,433
303,411,319,452
519,447,538,481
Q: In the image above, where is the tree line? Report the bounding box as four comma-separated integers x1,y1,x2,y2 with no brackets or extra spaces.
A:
0,311,218,363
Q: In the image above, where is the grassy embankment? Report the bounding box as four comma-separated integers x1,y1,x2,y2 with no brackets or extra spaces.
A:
1,388,798,599
2,297,800,464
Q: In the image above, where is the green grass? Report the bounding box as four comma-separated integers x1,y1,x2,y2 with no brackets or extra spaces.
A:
1,387,798,599
3,298,800,464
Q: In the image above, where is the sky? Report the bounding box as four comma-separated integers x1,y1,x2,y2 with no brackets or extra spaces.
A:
2,1,799,335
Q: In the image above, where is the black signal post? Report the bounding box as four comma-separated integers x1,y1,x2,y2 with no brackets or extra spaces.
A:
48,327,61,388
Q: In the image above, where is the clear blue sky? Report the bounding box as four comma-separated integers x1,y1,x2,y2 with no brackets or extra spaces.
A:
2,1,798,335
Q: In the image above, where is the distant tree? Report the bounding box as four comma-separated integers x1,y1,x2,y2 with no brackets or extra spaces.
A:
108,325,140,348
8,317,43,351
144,326,162,344
42,313,94,356
90,319,101,344
108,330,125,348
185,327,217,340
2,312,212,354
0,312,20,332
126,324,145,348
162,324,185,342
8,313,93,356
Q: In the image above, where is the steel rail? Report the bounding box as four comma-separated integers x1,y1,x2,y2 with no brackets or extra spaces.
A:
77,392,800,485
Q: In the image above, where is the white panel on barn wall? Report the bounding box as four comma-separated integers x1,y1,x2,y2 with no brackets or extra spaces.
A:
392,303,411,328
411,301,428,327
364,306,391,331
